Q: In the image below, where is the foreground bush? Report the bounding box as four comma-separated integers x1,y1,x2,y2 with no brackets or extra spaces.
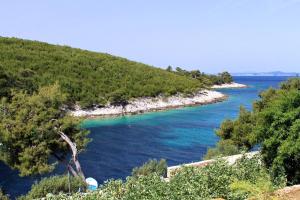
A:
204,140,242,160
18,175,86,200
131,159,167,178
43,155,285,200
231,178,280,200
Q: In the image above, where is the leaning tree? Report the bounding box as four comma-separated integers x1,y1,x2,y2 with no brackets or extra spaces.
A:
0,83,90,180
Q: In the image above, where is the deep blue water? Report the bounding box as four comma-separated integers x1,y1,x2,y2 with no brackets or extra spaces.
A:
0,76,292,198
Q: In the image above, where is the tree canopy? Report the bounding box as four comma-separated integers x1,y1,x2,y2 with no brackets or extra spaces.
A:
0,83,89,177
0,37,205,108
255,78,300,184
131,159,167,178
0,37,235,108
171,67,233,85
207,78,300,184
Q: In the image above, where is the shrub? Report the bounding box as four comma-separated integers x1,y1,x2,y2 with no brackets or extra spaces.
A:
131,159,167,177
18,175,86,200
46,156,286,200
204,139,241,160
230,178,279,200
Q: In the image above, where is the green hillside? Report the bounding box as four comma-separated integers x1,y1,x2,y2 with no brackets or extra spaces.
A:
0,37,203,108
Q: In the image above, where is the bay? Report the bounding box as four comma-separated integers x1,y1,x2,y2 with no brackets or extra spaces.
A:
0,76,291,198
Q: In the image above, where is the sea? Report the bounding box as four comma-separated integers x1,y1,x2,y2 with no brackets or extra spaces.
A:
0,76,293,198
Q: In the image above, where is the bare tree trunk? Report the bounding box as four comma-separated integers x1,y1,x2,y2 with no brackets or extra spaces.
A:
53,153,78,177
58,131,86,181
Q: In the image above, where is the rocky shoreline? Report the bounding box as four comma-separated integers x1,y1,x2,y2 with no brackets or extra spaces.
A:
211,82,247,89
70,90,226,118
70,82,246,118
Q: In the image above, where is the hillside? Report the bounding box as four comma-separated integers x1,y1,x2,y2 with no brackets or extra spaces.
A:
0,37,203,108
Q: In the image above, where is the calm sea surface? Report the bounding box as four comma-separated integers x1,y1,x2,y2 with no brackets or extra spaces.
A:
0,76,292,198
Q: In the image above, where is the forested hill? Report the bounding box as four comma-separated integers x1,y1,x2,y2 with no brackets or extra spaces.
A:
0,37,203,108
0,37,230,108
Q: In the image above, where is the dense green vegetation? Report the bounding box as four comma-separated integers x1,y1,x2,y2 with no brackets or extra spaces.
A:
206,78,300,185
0,37,237,199
20,160,166,200
0,84,89,178
41,156,286,200
9,78,297,199
167,66,233,85
0,37,205,108
2,36,296,199
19,175,86,200
131,159,167,178
204,140,241,160
0,37,234,108
0,67,37,100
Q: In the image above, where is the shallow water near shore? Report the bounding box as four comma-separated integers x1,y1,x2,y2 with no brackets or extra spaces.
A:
0,76,292,198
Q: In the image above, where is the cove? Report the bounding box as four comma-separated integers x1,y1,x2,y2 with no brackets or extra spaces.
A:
0,76,291,198
79,76,290,184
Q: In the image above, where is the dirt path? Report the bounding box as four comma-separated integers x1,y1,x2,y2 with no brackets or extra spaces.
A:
276,185,300,200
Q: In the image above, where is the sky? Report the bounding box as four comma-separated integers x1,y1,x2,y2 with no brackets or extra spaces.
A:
1,0,300,73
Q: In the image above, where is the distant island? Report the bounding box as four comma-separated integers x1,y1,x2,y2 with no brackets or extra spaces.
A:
232,71,299,76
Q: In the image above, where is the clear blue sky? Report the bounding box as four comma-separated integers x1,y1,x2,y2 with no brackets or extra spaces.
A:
1,0,300,73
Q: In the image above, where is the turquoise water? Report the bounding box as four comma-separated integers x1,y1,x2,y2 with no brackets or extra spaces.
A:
0,76,291,198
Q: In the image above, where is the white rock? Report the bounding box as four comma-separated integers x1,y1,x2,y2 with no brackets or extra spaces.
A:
70,89,227,117
211,82,247,89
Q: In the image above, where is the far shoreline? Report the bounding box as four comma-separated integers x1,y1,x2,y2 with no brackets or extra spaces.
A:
70,82,247,119
80,95,228,120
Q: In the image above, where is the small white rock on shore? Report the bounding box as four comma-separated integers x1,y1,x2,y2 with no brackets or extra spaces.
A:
71,90,226,117
211,82,247,89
